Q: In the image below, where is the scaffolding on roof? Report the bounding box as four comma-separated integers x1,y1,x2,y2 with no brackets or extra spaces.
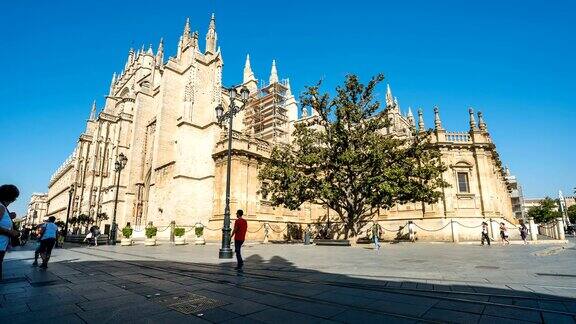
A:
243,79,290,143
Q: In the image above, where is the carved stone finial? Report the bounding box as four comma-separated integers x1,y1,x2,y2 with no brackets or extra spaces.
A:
478,111,487,131
468,107,477,131
418,108,425,132
434,106,442,130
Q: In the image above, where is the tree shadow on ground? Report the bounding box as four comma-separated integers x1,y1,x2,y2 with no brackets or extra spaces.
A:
1,245,575,323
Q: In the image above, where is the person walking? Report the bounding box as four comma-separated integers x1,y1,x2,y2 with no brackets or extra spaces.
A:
21,227,31,246
32,220,47,266
230,209,247,270
93,226,101,246
0,184,21,281
500,222,510,245
372,222,381,252
83,226,94,246
519,220,529,245
37,216,59,269
481,222,491,246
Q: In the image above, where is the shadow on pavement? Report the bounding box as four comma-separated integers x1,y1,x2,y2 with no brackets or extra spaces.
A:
0,244,575,323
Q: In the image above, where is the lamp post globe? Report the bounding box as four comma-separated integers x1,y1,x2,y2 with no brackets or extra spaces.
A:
228,88,237,100
215,104,224,120
240,86,249,101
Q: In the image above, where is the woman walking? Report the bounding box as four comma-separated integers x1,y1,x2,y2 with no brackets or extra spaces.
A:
0,184,21,281
519,220,529,244
500,222,510,245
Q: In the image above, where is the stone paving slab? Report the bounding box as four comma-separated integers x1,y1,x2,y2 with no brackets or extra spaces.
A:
1,241,576,323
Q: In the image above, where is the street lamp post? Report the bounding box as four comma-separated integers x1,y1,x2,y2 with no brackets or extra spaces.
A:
64,184,74,238
215,86,250,259
110,152,128,245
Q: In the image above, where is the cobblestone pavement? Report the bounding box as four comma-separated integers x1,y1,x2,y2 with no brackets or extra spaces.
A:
1,239,575,323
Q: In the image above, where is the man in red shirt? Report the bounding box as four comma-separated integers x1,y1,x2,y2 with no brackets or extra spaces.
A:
230,209,247,270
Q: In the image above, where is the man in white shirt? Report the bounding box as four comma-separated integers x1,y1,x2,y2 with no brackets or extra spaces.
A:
37,216,58,269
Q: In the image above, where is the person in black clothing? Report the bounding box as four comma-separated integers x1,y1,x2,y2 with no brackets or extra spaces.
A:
481,222,490,246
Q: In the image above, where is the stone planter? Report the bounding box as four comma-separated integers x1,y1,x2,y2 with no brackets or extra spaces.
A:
120,238,133,246
144,238,157,246
194,236,205,245
175,236,186,245
194,223,205,245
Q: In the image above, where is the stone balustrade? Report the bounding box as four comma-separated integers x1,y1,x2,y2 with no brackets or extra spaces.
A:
445,131,471,143
48,149,77,186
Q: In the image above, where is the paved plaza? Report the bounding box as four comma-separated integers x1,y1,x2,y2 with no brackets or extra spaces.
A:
1,240,576,323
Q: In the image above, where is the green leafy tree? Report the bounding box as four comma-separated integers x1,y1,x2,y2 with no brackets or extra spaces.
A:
259,74,448,238
527,197,562,223
96,212,109,226
567,205,576,224
68,216,78,226
77,214,93,232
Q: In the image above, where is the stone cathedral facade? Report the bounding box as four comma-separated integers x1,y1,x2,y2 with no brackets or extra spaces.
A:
37,15,514,242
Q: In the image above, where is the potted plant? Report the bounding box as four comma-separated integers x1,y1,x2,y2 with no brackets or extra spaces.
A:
174,227,186,245
194,223,205,245
145,226,158,246
121,226,133,246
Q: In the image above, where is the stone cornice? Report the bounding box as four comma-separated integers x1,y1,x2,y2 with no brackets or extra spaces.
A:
46,206,66,216
212,148,268,162
176,120,218,130
154,160,175,171
99,112,117,123
79,134,93,142
173,175,214,181
119,112,133,122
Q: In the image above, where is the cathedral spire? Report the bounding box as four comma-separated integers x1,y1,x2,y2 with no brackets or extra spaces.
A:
301,106,309,118
205,13,217,54
177,35,183,58
407,106,415,131
468,107,477,131
478,111,487,131
147,44,153,55
434,106,443,130
269,59,279,84
418,108,425,132
89,101,97,121
183,17,191,41
125,48,134,70
386,84,394,108
156,38,164,65
243,54,256,84
192,31,199,49
109,72,116,96
285,78,292,97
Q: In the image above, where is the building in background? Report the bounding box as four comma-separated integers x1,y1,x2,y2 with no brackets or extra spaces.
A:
25,193,48,227
38,14,515,242
505,167,525,220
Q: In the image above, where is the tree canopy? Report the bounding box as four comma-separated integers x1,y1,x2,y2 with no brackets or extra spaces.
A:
527,197,562,224
258,74,448,238
566,204,576,224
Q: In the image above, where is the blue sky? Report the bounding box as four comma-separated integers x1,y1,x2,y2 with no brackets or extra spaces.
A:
1,0,575,215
